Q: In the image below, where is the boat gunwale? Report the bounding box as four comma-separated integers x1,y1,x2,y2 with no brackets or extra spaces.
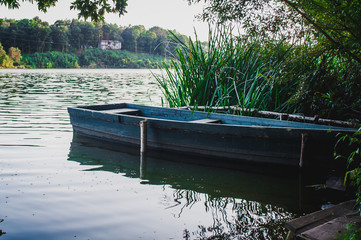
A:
68,103,357,133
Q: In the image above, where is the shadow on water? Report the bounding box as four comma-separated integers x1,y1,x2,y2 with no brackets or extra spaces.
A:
67,135,352,239
0,219,5,238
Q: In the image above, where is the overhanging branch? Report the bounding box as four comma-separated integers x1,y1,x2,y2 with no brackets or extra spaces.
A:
281,0,361,65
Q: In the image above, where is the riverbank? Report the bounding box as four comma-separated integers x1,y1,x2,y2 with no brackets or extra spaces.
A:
20,49,171,69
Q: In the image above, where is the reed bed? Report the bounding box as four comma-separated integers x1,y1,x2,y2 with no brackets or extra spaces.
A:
155,26,286,113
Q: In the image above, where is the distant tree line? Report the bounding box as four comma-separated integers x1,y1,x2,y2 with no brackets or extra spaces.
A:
0,17,188,56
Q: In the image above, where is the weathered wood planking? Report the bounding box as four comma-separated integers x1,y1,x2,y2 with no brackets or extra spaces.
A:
99,108,141,115
190,119,222,124
181,106,357,128
299,215,361,240
286,200,360,240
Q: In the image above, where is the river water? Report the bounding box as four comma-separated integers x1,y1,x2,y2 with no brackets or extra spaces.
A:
0,69,344,240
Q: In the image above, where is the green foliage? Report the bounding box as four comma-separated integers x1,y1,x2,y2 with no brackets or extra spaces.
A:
335,130,361,211
22,52,79,68
0,18,188,57
50,21,69,52
121,25,145,52
156,24,361,121
189,0,361,65
78,49,170,68
287,0,361,65
0,17,51,54
155,27,284,111
68,20,99,50
274,42,361,120
20,49,169,69
1,0,128,22
0,43,14,68
8,47,22,65
101,23,123,42
0,17,182,69
336,223,361,240
70,0,128,22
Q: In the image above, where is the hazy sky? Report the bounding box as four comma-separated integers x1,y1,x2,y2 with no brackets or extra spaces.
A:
0,0,209,40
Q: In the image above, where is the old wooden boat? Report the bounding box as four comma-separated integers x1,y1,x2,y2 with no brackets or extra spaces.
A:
67,103,356,168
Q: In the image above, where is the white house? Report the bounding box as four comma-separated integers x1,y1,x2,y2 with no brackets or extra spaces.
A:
99,40,122,50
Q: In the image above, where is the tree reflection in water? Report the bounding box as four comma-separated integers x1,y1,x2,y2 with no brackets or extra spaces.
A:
169,189,294,239
68,136,307,240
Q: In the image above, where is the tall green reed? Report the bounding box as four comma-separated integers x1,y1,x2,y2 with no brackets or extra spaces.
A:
154,26,284,113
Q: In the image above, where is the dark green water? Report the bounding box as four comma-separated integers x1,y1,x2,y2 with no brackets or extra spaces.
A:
0,69,348,239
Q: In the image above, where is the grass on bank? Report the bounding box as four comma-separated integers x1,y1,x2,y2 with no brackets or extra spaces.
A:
21,49,171,69
156,26,361,122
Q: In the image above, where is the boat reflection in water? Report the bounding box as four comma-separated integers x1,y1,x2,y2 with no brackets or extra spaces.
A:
67,135,348,239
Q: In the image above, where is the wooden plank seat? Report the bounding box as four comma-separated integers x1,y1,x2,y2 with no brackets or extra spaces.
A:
99,108,141,116
191,119,222,124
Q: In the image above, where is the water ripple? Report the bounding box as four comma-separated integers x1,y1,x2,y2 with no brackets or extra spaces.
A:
0,69,299,240
0,69,162,137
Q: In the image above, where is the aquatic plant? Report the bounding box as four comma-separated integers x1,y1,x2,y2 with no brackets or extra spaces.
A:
155,26,285,113
156,25,361,121
335,129,361,210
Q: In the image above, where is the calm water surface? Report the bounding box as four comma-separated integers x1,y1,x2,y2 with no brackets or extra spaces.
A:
0,69,342,240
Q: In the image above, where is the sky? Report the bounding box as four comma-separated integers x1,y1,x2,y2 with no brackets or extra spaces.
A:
0,0,210,41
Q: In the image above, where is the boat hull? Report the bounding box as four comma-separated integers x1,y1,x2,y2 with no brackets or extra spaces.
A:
68,103,355,168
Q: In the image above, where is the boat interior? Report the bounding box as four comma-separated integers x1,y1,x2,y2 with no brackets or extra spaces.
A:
76,103,354,131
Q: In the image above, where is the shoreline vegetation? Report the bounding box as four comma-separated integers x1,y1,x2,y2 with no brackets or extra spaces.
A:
0,17,186,69
156,27,361,123
0,48,172,69
21,49,172,69
0,48,171,69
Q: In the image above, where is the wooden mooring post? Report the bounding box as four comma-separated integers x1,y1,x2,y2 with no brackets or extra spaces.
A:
299,133,308,168
140,119,147,154
139,119,148,179
140,151,146,179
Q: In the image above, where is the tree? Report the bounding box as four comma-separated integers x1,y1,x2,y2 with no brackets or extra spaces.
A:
8,47,21,63
3,18,52,53
121,25,145,53
0,18,52,53
68,20,82,50
0,19,13,50
0,43,13,68
50,20,70,52
149,26,169,56
68,20,99,51
31,17,52,53
79,21,99,49
0,0,128,22
188,0,361,65
100,23,123,41
137,31,157,54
